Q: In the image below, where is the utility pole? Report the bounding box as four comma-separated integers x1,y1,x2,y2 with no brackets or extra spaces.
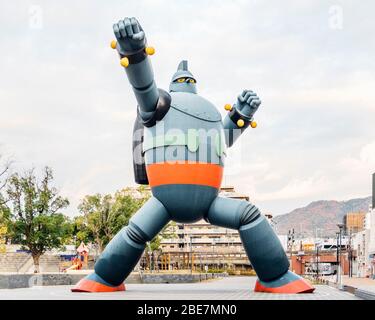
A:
337,223,344,289
339,228,342,288
316,243,319,281
314,228,320,281
288,229,295,271
348,231,352,278
336,232,340,283
147,242,153,273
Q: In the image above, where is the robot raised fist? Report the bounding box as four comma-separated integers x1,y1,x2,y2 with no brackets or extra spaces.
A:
72,17,314,294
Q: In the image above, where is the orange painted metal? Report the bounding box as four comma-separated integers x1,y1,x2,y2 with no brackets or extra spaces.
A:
71,279,126,293
254,278,315,294
146,161,223,188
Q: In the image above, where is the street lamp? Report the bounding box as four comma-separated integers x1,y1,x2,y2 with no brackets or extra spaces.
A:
348,232,353,278
337,223,344,289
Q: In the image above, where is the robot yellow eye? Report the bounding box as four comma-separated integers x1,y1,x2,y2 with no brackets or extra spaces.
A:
189,79,196,83
177,78,185,83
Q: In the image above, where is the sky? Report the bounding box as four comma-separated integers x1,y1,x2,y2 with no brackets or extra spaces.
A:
0,0,374,216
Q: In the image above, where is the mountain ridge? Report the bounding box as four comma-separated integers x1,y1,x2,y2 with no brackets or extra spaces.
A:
273,196,372,237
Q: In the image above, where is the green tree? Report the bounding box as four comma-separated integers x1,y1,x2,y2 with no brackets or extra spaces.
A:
6,167,71,273
76,186,150,253
0,205,11,250
72,215,94,245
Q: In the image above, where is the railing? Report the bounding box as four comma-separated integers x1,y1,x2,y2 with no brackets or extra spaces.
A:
176,229,238,235
161,238,242,244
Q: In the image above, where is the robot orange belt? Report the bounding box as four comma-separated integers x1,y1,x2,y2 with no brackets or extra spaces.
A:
146,161,223,188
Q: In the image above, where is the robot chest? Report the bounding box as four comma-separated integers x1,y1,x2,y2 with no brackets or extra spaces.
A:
168,91,222,122
143,108,226,158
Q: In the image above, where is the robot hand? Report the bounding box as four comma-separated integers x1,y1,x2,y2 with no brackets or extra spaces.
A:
113,17,146,56
235,90,261,120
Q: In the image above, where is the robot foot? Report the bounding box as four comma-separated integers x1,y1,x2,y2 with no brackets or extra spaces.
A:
254,271,315,294
71,273,126,293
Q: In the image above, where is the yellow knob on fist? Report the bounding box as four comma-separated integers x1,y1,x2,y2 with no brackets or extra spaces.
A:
237,119,245,128
250,121,257,128
224,104,232,111
120,57,129,68
145,46,155,55
110,40,117,49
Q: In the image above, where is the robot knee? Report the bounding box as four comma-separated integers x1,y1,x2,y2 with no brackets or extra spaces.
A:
239,202,261,227
207,197,262,230
239,215,289,281
126,222,150,244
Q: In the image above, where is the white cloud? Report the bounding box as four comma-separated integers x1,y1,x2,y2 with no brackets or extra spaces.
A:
360,141,375,165
255,174,331,201
1,0,374,216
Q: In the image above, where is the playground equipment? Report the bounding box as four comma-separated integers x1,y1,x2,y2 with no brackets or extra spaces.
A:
65,257,82,271
64,242,89,272
77,242,89,269
72,17,314,294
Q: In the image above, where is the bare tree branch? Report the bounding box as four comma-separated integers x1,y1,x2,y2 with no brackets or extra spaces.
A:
0,155,12,206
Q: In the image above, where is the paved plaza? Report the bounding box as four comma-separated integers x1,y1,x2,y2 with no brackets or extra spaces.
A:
342,275,375,294
0,276,360,300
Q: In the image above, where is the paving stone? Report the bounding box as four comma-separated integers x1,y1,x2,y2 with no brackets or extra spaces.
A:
0,276,360,300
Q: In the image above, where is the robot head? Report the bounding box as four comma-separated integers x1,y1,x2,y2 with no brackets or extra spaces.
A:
169,60,197,94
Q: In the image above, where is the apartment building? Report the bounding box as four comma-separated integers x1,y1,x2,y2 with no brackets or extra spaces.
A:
344,212,366,234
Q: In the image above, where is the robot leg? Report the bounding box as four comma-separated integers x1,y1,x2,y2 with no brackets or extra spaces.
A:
72,197,170,292
206,197,314,293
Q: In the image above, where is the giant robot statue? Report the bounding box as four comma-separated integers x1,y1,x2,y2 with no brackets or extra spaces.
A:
72,17,314,294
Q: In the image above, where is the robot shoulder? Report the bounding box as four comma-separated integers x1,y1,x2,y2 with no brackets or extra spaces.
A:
140,88,172,128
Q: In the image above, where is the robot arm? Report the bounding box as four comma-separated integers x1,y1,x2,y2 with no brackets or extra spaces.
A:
223,90,261,147
112,17,159,121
